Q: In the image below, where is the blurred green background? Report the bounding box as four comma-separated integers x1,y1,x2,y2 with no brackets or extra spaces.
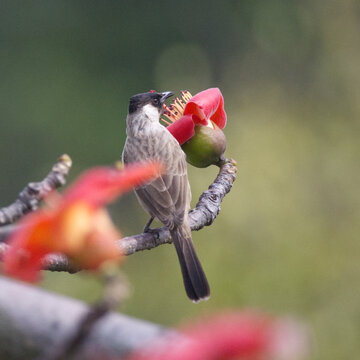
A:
1,1,360,359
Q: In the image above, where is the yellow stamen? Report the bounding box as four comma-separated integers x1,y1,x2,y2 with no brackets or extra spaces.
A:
173,101,184,114
161,90,193,126
167,108,179,120
181,90,192,102
161,117,172,125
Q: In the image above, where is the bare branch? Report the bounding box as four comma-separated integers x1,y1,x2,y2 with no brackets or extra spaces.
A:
0,159,237,273
118,158,238,255
0,154,72,226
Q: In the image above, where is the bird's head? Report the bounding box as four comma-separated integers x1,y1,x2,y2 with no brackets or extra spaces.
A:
128,91,174,121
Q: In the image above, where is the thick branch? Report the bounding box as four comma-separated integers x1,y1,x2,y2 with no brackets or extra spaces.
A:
0,277,171,360
48,272,130,360
0,154,72,226
0,159,237,272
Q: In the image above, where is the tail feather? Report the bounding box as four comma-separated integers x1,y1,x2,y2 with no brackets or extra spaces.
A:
171,225,210,302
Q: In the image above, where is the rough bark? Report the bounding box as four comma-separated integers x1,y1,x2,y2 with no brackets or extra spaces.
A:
0,155,72,226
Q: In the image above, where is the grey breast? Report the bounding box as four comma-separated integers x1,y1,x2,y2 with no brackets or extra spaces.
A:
123,125,191,228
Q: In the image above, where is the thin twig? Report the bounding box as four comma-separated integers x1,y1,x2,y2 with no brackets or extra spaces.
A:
0,159,237,273
0,154,72,226
0,225,14,243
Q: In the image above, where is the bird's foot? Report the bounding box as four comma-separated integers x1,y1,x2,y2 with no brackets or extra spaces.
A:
143,216,155,233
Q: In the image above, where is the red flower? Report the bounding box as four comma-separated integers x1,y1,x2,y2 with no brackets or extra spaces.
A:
2,161,163,282
163,88,227,168
128,311,308,360
163,88,227,145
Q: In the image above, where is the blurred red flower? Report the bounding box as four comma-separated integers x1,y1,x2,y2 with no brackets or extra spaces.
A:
2,161,163,282
128,311,308,360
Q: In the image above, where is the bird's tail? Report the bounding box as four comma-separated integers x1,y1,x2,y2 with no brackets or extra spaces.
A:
171,223,210,302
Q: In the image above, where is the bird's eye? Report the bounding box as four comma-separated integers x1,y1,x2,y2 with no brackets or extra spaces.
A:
152,98,160,106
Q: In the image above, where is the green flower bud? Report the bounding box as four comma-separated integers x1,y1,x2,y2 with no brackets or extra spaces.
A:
182,121,226,168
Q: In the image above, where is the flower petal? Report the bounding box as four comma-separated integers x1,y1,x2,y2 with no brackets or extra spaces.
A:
166,115,195,145
66,208,121,269
128,311,308,360
210,93,226,129
183,88,227,129
2,162,163,282
63,162,163,208
2,212,54,282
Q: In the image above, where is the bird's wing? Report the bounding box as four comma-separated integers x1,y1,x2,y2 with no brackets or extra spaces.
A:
123,131,191,228
135,149,189,228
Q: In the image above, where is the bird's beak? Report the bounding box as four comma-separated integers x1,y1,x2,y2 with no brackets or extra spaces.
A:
160,91,174,103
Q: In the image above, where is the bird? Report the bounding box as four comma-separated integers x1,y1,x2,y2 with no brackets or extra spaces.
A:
122,91,210,302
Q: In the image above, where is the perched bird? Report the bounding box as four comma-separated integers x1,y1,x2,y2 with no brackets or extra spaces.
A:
122,91,210,302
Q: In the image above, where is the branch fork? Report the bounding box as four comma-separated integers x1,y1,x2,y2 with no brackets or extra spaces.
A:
0,156,237,273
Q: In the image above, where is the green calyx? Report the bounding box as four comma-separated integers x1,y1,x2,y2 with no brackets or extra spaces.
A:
181,121,226,168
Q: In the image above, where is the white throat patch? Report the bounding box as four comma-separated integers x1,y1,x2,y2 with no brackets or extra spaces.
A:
142,104,160,123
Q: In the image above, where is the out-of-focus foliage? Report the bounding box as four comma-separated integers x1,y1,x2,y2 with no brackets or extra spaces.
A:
0,1,359,359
